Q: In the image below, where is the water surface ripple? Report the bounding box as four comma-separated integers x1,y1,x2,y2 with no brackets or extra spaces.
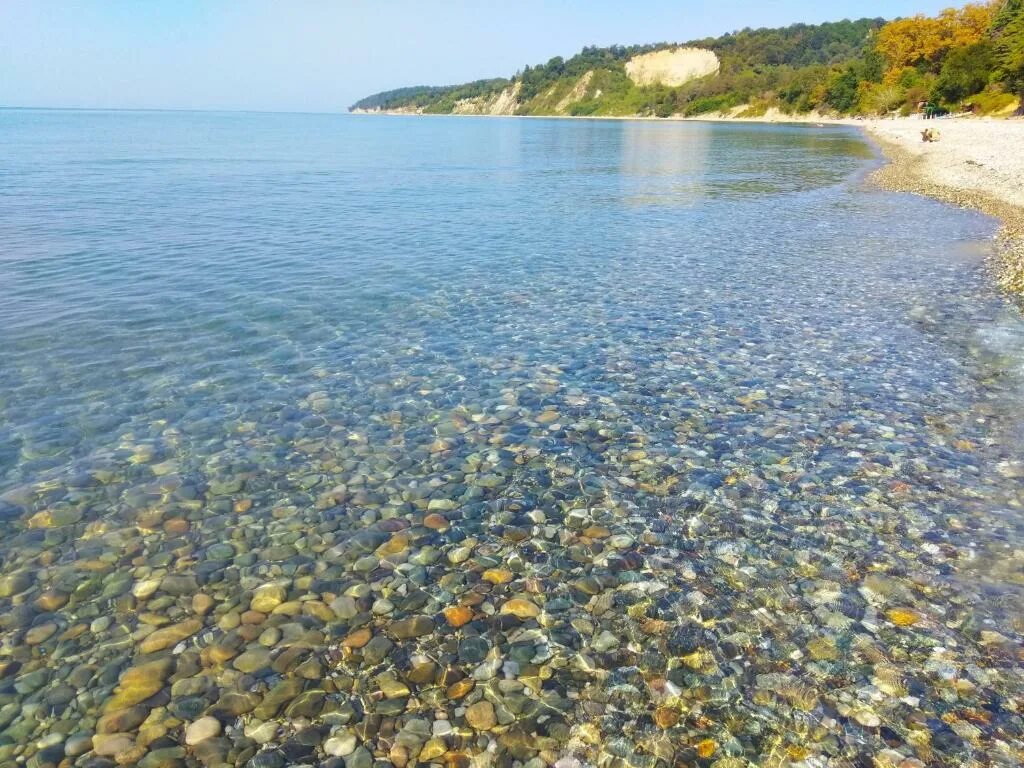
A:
1,110,1023,768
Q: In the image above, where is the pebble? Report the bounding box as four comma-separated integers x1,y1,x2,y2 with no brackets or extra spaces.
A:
250,584,287,613
234,647,272,673
92,733,134,757
192,593,215,614
324,732,357,757
133,578,162,599
184,716,221,746
344,746,373,768
139,618,201,653
34,589,69,611
105,658,173,710
443,605,474,627
64,734,93,758
465,701,496,730
25,622,57,645
887,607,922,627
388,616,434,639
500,598,541,619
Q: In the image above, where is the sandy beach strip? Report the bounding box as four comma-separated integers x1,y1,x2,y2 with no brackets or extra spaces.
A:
861,118,1024,295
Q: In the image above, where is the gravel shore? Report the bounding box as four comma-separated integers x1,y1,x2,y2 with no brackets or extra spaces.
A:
862,118,1024,295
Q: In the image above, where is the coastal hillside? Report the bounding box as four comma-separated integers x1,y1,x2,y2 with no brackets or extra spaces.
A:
351,1,1023,118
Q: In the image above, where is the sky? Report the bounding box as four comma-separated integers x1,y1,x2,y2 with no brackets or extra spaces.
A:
0,0,957,113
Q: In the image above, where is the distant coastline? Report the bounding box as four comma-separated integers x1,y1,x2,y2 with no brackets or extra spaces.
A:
352,4,1023,123
348,107,838,123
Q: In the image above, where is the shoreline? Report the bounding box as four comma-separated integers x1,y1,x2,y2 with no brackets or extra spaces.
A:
860,120,1024,297
350,108,847,124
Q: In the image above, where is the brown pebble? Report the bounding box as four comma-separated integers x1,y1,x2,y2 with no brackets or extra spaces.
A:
61,624,89,641
343,627,373,649
443,606,474,628
192,594,214,615
34,589,69,611
447,679,475,699
653,707,679,728
115,744,147,765
390,744,409,768
37,551,57,566
136,511,164,530
500,598,540,619
482,569,513,585
163,519,189,535
465,700,496,730
236,624,262,641
205,644,239,665
423,513,449,530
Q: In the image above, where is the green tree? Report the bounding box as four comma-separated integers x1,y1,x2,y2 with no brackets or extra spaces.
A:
825,67,862,111
933,41,996,102
990,0,1024,111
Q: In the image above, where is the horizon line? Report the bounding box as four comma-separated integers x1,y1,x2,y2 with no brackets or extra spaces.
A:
0,105,353,117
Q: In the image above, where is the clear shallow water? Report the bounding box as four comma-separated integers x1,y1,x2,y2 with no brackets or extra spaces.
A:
2,110,1024,767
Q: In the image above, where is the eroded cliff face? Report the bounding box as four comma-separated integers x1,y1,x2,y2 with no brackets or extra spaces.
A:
625,48,720,87
451,82,523,115
555,71,595,112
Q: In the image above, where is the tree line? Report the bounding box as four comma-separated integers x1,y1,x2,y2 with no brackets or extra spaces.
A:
350,1,1024,117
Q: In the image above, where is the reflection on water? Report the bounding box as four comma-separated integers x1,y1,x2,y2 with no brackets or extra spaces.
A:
618,121,879,207
620,122,711,206
0,110,1023,768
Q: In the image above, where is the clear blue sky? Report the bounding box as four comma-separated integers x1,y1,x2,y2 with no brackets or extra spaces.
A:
0,0,955,113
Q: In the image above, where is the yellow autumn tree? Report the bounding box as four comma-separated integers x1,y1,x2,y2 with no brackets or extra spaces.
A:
876,16,946,73
876,1,999,79
946,2,999,45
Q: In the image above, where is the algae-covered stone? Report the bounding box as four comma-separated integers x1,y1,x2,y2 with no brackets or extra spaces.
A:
97,705,149,733
357,634,391,665
139,618,202,653
377,673,411,699
388,616,434,639
254,678,305,719
0,572,31,598
105,658,174,711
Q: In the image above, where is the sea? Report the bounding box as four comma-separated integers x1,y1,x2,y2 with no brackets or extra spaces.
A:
2,109,1023,767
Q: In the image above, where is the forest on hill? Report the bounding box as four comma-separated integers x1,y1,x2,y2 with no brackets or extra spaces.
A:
351,0,1024,118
